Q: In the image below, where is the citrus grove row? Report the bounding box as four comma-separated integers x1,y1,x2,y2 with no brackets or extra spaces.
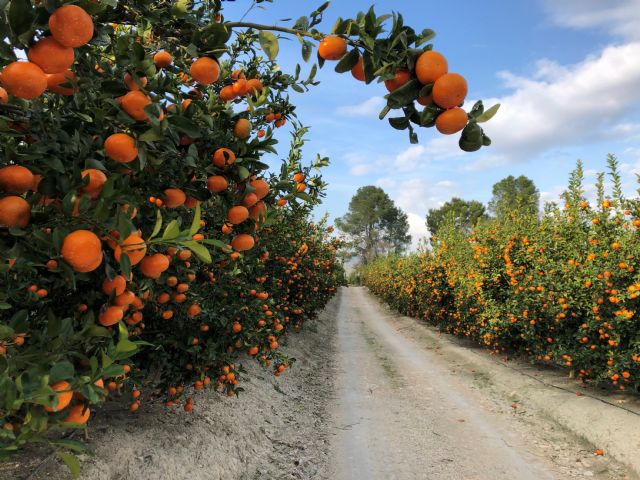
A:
362,158,640,393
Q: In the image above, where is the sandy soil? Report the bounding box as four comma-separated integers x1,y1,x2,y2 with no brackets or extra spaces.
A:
4,286,638,480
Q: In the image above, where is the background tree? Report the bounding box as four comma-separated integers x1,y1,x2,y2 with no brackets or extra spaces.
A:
426,197,487,236
488,175,540,217
336,186,411,264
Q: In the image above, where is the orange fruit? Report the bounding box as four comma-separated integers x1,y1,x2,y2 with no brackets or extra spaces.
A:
245,78,263,95
250,178,269,199
184,197,199,208
351,56,365,81
154,50,173,68
231,233,255,251
212,148,236,168
104,133,138,163
0,61,47,99
164,188,186,208
276,198,287,207
415,51,448,85
79,168,107,199
113,290,135,306
0,196,31,228
64,404,90,424
435,107,468,135
242,192,258,207
384,69,411,92
44,381,73,412
102,275,126,296
233,118,251,139
139,253,170,279
293,172,305,183
0,87,7,104
0,165,34,194
115,234,147,265
227,206,249,225
49,5,94,48
249,201,266,220
232,79,248,96
207,175,228,193
219,85,237,102
99,305,123,327
318,36,347,60
124,73,148,91
61,230,103,272
27,37,74,74
46,70,76,95
186,304,202,317
432,73,468,109
120,90,152,121
190,57,220,85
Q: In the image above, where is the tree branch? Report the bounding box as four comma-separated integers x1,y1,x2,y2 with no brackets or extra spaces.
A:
224,22,321,40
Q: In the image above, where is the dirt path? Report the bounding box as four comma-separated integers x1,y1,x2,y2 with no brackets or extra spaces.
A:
329,287,635,480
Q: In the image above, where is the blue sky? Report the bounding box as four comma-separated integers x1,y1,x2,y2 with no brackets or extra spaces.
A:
221,0,640,247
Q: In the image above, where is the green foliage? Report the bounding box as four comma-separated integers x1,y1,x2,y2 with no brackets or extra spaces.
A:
426,197,487,236
488,175,540,218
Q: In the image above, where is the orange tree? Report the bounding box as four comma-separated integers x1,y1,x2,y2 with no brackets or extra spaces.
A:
0,0,495,471
362,157,640,393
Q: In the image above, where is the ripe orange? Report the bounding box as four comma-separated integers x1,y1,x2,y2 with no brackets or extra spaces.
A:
27,37,74,74
228,206,249,225
250,178,269,199
207,175,228,193
231,233,255,251
351,56,365,81
186,304,202,317
233,118,251,139
46,70,76,95
212,148,236,168
249,202,266,219
242,193,258,208
232,78,248,96
154,50,173,68
115,234,147,265
245,78,264,95
0,196,31,228
0,61,47,99
432,73,468,109
164,188,186,208
435,107,468,135
104,133,138,163
61,230,103,272
99,305,124,326
139,253,170,279
114,290,135,306
102,275,126,296
64,404,90,424
124,73,148,91
120,91,152,121
415,51,448,85
384,69,411,92
80,168,107,199
0,165,34,194
318,36,347,60
49,5,94,48
44,381,73,412
219,85,237,102
0,87,7,104
293,172,305,183
190,57,220,85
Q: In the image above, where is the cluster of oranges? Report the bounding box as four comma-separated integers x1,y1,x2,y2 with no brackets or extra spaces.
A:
362,160,639,391
317,35,470,136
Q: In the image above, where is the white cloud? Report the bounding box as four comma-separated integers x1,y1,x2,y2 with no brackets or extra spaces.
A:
475,42,640,169
394,145,428,171
336,96,385,117
406,212,430,251
350,164,373,176
393,178,460,215
541,0,640,40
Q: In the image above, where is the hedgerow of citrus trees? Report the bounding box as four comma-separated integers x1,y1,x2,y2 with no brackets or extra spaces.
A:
362,157,640,393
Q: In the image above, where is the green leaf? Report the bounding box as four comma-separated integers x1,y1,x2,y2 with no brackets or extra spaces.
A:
189,203,201,236
50,362,75,383
115,322,138,354
167,116,201,138
138,128,164,142
236,166,251,181
150,209,163,239
9,0,34,39
162,220,181,240
181,241,212,264
50,439,92,455
201,238,231,251
389,117,409,130
56,451,80,479
475,103,500,123
386,79,422,109
334,49,359,74
258,31,279,61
